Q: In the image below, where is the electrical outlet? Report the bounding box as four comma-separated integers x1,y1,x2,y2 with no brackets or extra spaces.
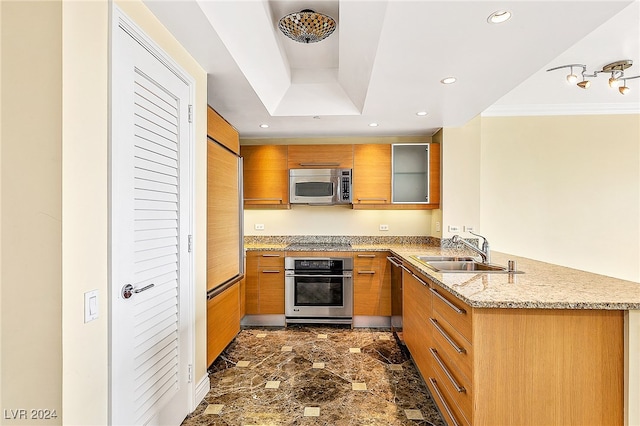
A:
464,225,474,233
448,225,460,232
379,224,389,231
254,223,265,230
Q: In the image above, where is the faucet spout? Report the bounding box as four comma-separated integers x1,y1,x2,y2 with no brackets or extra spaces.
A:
452,233,491,263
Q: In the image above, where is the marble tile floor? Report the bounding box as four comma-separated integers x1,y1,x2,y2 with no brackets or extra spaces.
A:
181,326,446,426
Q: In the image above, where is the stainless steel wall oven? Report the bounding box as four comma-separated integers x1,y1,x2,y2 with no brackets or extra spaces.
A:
284,256,353,325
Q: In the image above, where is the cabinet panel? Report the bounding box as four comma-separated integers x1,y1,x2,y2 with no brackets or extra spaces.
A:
429,345,472,422
353,144,391,206
207,282,240,366
245,251,285,314
241,145,289,208
207,140,241,291
287,144,353,169
431,309,473,383
207,105,239,154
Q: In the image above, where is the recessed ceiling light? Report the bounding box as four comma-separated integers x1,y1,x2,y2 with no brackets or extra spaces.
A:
259,124,269,128
368,122,379,127
487,10,511,24
416,111,428,116
440,77,457,84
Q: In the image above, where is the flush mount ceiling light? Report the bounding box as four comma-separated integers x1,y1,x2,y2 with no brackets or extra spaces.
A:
487,10,512,24
547,60,639,94
440,77,457,84
368,122,379,127
278,9,336,44
416,111,428,116
259,124,269,128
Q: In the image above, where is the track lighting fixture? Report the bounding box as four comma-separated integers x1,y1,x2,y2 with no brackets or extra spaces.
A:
546,60,639,95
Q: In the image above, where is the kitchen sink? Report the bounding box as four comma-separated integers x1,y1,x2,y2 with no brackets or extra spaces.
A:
411,256,522,273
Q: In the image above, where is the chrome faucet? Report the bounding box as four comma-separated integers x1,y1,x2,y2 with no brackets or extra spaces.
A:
452,231,490,263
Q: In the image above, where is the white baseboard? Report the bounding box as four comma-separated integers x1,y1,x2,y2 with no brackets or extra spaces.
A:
193,374,210,410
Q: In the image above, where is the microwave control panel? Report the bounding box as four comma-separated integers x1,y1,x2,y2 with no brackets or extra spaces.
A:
341,170,352,202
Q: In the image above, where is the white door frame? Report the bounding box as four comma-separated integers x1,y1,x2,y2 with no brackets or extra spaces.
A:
109,4,197,422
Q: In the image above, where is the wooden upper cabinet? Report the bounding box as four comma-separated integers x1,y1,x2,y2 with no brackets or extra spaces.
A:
241,145,289,209
353,144,391,207
207,105,239,154
287,144,353,169
389,143,440,210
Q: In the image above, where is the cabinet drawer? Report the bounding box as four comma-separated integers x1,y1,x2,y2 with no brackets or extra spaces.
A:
431,286,472,342
427,377,470,426
429,346,472,422
431,310,473,382
256,251,284,267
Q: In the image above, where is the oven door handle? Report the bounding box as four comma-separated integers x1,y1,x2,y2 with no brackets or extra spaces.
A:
287,274,352,278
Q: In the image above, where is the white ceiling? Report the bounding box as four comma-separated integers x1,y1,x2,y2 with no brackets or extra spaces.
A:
144,0,640,138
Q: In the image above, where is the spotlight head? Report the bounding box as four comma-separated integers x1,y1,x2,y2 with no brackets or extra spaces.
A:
609,77,620,88
619,85,630,95
566,73,578,84
577,80,591,89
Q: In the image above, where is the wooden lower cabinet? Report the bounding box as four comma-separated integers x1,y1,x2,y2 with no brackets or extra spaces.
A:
404,270,624,426
245,251,285,315
353,252,391,316
207,281,241,366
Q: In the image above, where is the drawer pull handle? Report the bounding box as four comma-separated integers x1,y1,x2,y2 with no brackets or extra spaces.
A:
429,348,466,393
357,254,376,258
357,271,376,275
357,197,387,202
261,254,281,257
430,287,466,314
299,162,340,167
261,270,281,274
428,378,461,426
430,318,466,354
245,198,283,203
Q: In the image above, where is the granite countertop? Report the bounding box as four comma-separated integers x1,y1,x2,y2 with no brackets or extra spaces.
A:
244,237,640,310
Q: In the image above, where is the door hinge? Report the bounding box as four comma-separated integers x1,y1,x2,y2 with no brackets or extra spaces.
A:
188,235,193,253
188,105,193,123
188,364,193,383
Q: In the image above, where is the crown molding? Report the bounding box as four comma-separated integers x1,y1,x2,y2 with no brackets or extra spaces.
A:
482,103,640,117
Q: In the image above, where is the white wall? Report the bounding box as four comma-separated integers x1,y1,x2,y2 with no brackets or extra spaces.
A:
480,114,640,282
245,207,432,236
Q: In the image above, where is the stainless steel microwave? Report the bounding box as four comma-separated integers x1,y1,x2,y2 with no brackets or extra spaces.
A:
289,168,352,205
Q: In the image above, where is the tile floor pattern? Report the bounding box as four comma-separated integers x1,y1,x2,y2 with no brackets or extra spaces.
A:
182,326,446,426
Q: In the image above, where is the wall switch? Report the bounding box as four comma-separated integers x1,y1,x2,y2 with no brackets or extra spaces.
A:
84,290,98,323
464,225,474,233
448,225,460,232
379,224,389,231
436,222,441,232
254,223,265,230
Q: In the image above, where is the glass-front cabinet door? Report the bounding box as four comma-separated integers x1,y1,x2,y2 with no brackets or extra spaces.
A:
392,143,430,204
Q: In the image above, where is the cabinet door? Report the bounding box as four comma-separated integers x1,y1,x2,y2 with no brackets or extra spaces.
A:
258,267,285,314
391,143,440,208
207,282,240,366
244,254,259,314
353,252,391,316
207,105,239,154
353,144,391,207
241,145,289,208
287,144,353,169
402,268,432,379
207,140,241,291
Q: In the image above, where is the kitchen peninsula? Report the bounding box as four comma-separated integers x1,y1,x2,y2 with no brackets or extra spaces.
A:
243,236,640,426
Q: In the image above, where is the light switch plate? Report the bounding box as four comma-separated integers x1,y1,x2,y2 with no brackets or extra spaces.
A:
84,290,99,323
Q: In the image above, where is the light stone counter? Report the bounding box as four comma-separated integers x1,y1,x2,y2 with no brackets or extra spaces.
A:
245,237,640,310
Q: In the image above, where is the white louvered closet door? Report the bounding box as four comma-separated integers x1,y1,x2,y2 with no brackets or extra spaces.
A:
111,11,193,426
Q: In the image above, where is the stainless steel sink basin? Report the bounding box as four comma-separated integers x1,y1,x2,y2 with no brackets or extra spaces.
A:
411,256,522,273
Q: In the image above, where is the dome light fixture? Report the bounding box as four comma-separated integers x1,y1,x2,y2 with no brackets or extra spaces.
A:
547,60,638,95
278,9,336,44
